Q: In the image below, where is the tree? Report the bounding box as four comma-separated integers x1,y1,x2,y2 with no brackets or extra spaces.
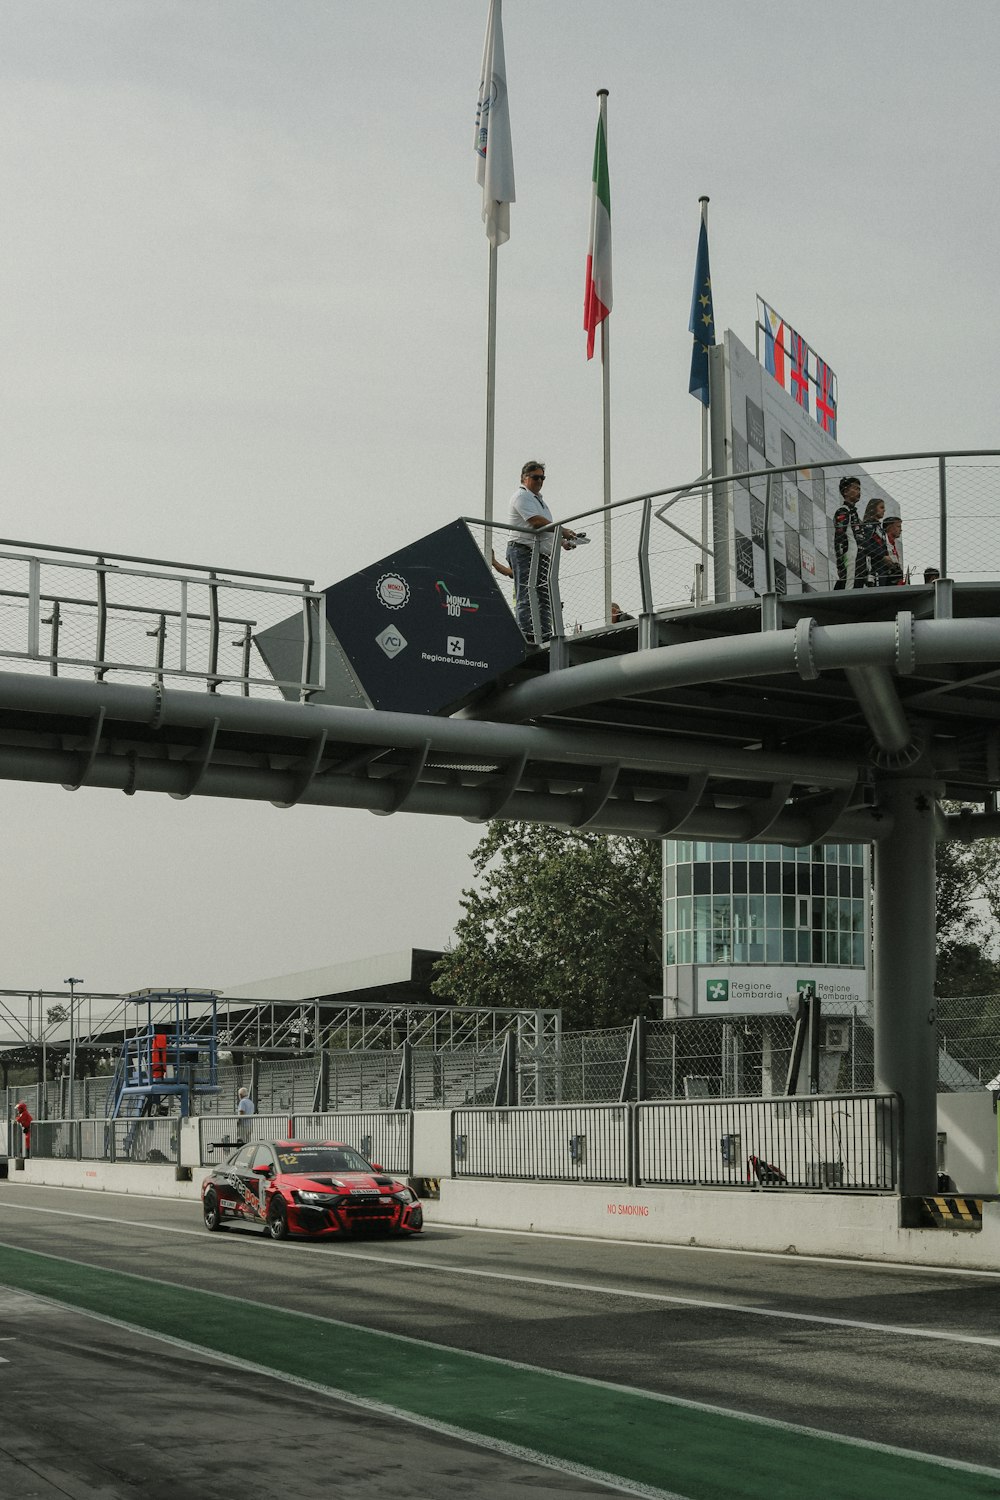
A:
433,817,1000,1030
935,826,1000,995
431,823,661,1029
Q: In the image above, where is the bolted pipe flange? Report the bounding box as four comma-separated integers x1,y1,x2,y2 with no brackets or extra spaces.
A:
793,617,820,680
895,611,916,675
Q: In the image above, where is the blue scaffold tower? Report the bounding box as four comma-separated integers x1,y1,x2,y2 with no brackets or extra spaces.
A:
106,989,221,1133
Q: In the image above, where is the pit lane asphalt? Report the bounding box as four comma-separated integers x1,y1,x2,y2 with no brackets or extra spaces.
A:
1,1181,999,1499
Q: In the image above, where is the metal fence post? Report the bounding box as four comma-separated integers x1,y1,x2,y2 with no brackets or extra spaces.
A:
95,559,108,681
547,526,566,645
207,571,220,691
27,557,41,659
393,1041,413,1110
236,622,252,697
938,454,948,580
147,612,166,687
42,598,61,676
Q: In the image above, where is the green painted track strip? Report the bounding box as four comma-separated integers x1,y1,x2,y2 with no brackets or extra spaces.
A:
0,1244,997,1500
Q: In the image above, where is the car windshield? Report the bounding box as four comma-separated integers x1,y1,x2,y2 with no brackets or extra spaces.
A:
275,1146,374,1175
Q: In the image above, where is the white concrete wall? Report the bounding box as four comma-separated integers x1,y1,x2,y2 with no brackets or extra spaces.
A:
938,1092,999,1194
434,1177,1000,1271
16,1158,203,1198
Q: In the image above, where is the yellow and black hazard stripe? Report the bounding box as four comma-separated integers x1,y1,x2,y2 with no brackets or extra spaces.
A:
921,1195,983,1229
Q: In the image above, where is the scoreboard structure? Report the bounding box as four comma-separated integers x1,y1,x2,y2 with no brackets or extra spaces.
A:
707,327,901,602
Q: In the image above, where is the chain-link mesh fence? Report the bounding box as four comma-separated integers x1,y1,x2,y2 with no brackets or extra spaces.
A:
937,994,1000,1089
467,453,1000,634
5,995,999,1150
0,545,321,697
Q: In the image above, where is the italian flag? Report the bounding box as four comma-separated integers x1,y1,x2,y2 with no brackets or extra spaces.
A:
583,104,612,360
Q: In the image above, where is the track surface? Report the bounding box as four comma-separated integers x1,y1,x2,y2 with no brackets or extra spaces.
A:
1,1181,999,1499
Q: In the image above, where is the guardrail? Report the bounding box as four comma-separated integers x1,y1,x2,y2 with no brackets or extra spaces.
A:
19,1098,897,1191
636,1093,897,1190
0,538,325,698
453,1104,632,1185
452,1094,898,1191
196,1110,412,1174
469,449,1000,634
31,1116,180,1164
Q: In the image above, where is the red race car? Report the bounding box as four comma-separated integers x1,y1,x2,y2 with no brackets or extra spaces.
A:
201,1139,423,1240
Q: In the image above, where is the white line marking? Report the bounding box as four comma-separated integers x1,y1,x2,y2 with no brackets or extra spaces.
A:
6,1180,1000,1280
432,1217,1000,1281
2,1201,1000,1351
2,1252,999,1486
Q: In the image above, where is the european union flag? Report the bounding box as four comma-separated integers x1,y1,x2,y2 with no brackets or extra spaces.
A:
688,217,715,406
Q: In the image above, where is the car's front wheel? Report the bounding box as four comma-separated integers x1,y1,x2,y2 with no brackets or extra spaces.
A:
267,1197,289,1240
203,1190,226,1232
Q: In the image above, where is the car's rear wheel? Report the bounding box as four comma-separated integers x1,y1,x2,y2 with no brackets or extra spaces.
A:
203,1190,226,1232
267,1198,289,1240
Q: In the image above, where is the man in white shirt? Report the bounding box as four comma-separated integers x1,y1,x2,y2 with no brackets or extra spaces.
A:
506,461,577,643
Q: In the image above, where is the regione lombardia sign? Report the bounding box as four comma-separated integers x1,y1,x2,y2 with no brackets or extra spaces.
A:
695,966,866,1016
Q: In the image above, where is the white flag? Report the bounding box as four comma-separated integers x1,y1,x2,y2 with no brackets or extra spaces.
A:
474,0,515,247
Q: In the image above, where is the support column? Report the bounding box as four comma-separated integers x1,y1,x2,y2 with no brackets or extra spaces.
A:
872,766,941,1195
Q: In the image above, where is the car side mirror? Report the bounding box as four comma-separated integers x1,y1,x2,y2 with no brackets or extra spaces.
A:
371,1163,383,1172
253,1165,272,1177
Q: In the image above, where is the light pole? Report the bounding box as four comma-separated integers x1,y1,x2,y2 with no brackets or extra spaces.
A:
64,978,83,1120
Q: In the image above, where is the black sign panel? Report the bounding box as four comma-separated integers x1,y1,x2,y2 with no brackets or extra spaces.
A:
324,520,526,714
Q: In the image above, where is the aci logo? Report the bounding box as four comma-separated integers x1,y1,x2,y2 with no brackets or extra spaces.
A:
446,636,465,657
375,625,407,659
705,978,729,1004
435,579,479,619
376,573,409,610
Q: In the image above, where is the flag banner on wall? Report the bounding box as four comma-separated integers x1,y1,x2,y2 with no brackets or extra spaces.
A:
688,218,715,404
756,296,837,436
583,106,612,360
474,0,516,247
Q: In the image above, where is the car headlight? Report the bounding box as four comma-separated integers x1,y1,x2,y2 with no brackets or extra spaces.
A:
296,1189,335,1204
392,1188,416,1204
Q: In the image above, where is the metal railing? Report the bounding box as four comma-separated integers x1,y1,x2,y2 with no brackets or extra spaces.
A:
0,538,325,698
469,449,1000,635
19,1096,896,1191
453,1104,632,1184
31,1116,180,1164
636,1093,897,1190
196,1109,412,1174
452,1094,898,1191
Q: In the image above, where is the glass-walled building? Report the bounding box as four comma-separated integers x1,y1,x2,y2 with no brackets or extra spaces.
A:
661,840,869,1018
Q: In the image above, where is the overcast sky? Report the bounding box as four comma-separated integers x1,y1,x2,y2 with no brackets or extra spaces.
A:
0,1,995,1001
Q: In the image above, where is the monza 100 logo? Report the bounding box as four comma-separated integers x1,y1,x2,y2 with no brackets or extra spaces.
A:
376,573,410,610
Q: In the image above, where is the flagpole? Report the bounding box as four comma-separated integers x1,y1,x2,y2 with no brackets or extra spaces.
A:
485,240,498,554
599,89,612,623
602,316,612,620
475,0,515,564
698,195,710,608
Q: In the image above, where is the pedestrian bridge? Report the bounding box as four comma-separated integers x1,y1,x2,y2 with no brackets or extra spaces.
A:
0,446,998,848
